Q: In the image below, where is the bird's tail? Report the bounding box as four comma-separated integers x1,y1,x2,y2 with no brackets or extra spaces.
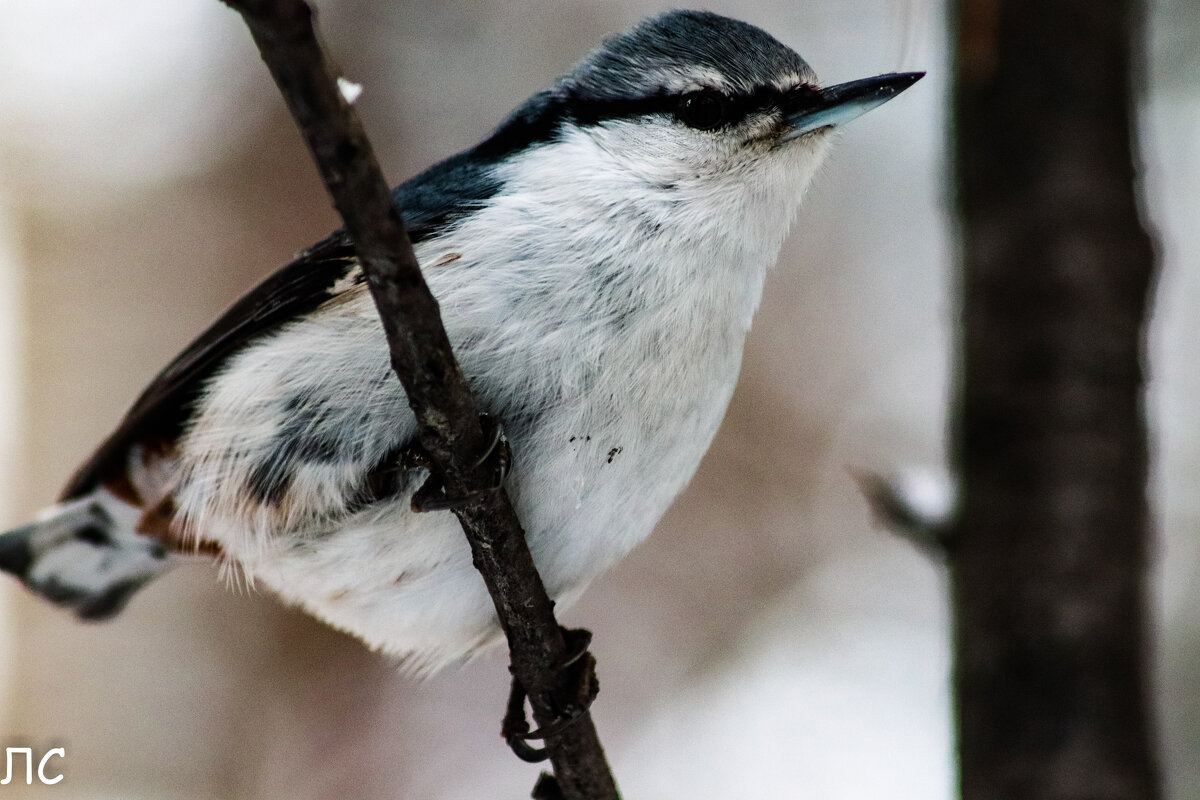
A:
0,489,174,620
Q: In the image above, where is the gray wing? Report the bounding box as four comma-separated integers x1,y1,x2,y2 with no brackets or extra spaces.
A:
58,93,560,500
60,231,361,499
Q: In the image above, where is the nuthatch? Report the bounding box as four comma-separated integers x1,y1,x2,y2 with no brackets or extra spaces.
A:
0,10,921,673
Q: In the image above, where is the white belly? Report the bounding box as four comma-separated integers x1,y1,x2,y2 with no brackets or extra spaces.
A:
177,278,747,672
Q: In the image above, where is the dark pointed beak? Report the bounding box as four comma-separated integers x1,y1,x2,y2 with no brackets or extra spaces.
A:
782,72,924,141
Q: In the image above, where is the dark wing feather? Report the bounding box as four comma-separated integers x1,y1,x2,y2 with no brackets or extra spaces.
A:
60,231,359,500
60,95,563,500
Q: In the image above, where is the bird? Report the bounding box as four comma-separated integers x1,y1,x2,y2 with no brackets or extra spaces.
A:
0,10,921,673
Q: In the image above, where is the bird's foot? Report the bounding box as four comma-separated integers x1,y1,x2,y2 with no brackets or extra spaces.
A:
503,627,598,763
409,414,511,512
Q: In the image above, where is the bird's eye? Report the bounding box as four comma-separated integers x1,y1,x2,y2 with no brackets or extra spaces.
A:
675,91,730,130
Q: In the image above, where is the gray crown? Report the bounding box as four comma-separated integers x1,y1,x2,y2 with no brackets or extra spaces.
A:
563,10,816,100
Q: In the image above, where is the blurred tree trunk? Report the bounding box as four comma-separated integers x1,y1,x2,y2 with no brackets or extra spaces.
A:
952,1,1160,798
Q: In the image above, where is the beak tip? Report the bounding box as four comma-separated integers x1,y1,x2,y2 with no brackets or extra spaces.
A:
881,71,926,96
786,70,927,136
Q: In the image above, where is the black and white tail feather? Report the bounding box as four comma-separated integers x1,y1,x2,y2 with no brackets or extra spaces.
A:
0,489,171,620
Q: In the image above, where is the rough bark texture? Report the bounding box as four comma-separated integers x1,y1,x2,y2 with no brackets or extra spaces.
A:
220,1,620,796
952,1,1160,798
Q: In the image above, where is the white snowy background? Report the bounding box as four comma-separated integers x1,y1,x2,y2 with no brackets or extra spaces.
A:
0,0,1194,797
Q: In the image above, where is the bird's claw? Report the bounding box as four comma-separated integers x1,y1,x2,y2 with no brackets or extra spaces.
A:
410,414,511,513
502,627,598,763
471,413,510,476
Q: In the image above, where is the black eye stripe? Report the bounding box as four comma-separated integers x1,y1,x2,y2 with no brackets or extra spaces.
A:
561,84,814,128
475,82,822,158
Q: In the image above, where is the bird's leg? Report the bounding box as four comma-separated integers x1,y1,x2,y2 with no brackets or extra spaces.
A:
502,627,599,763
409,414,510,512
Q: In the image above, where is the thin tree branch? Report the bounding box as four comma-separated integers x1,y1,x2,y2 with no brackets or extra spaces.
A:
218,1,620,796
952,0,1160,797
851,466,956,556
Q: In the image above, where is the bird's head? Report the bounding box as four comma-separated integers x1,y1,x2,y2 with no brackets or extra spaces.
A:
474,10,922,238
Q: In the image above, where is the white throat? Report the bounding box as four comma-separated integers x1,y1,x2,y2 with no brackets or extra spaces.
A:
427,119,832,350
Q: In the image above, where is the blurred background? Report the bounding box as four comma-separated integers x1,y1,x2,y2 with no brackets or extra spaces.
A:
0,0,1194,797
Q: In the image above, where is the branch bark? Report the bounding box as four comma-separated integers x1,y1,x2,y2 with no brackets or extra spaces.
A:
218,1,619,796
952,0,1160,797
